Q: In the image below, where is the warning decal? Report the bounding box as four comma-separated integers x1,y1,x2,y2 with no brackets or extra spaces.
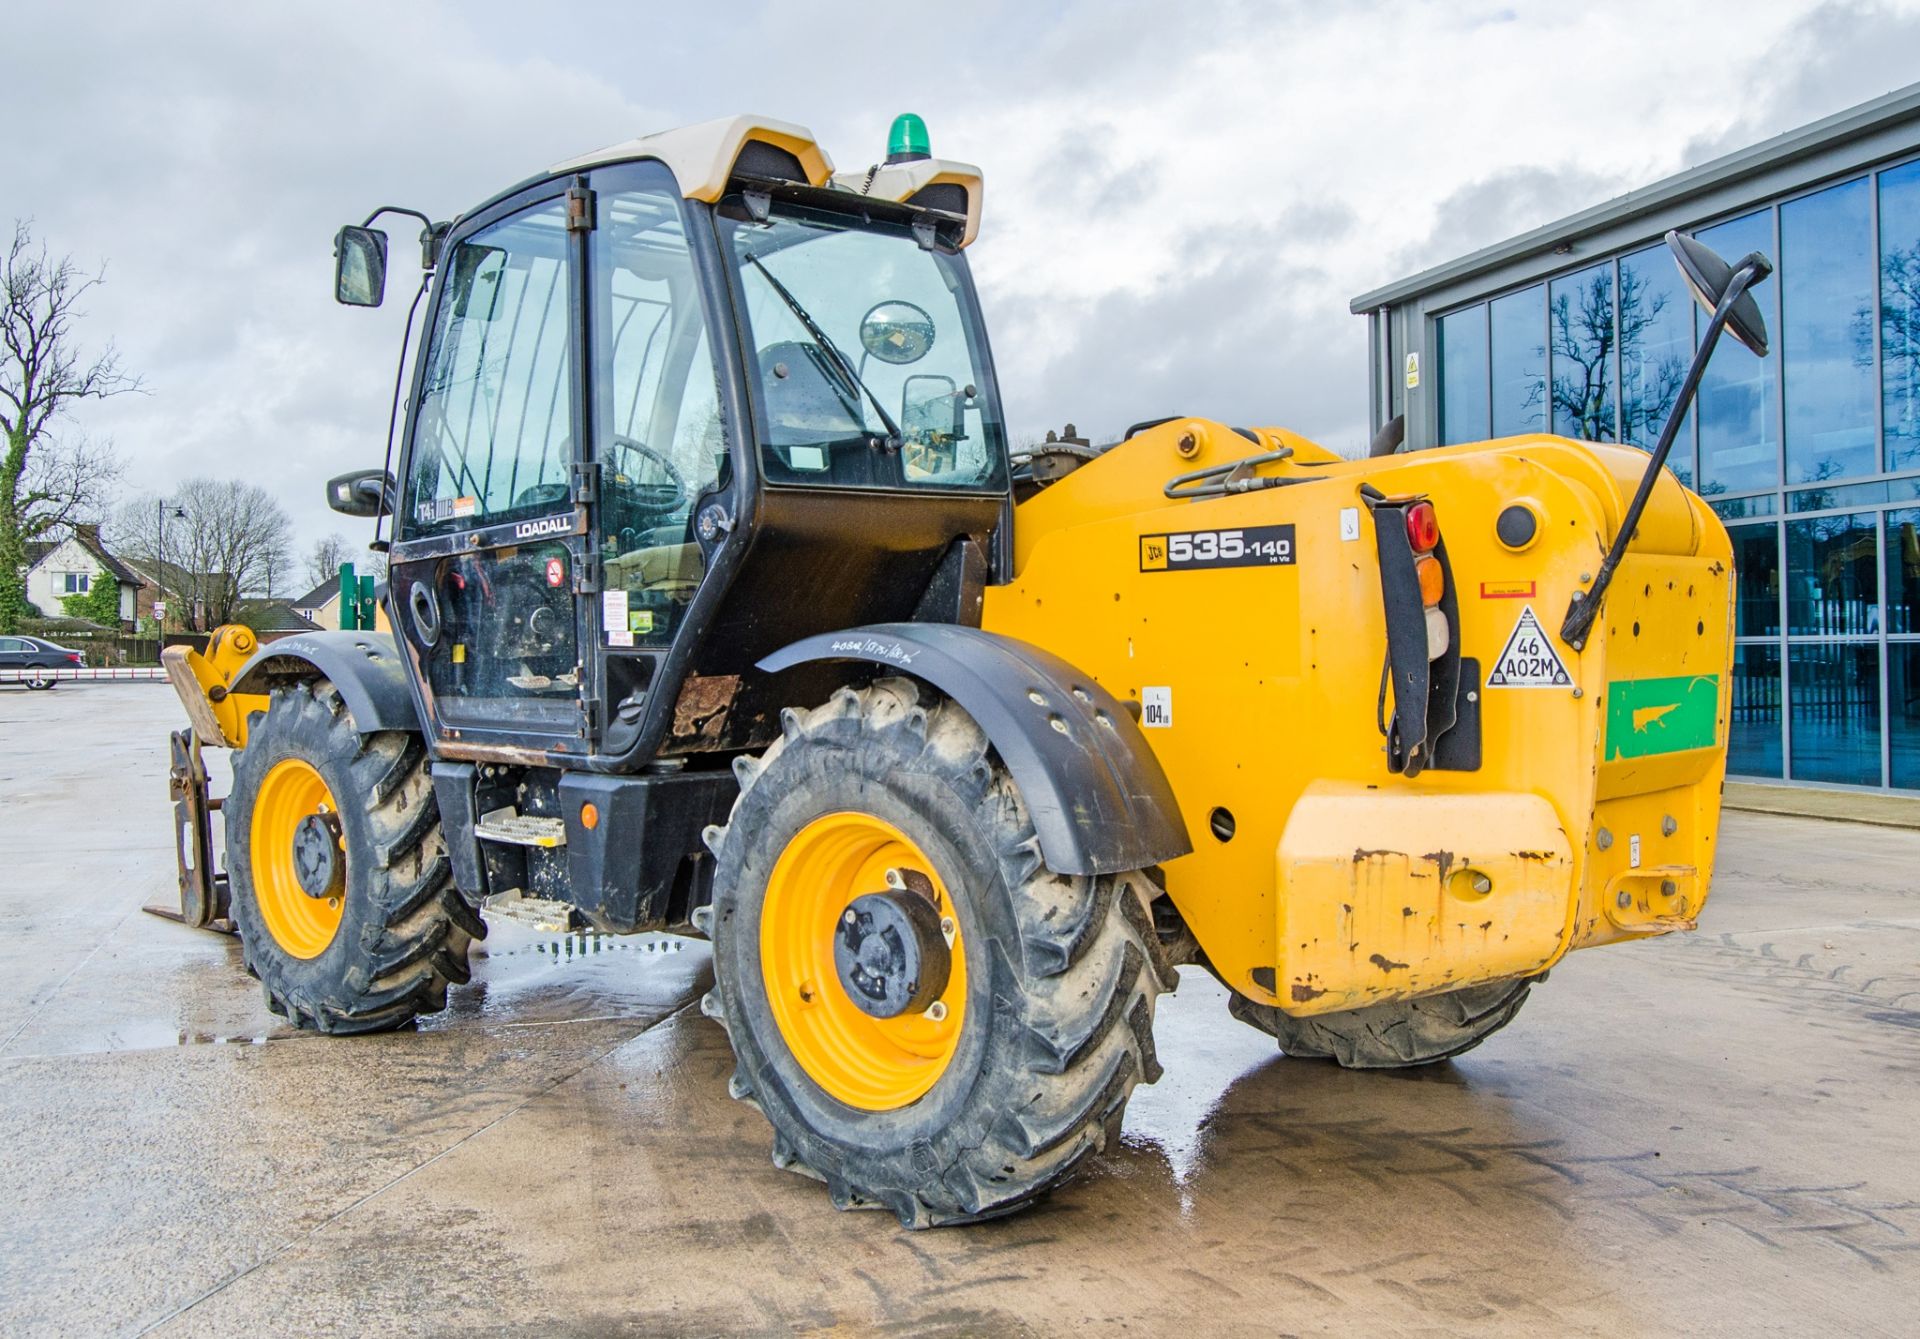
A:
1487,605,1572,688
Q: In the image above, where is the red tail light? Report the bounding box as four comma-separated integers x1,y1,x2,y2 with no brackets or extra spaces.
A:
67,653,83,665
1405,501,1440,553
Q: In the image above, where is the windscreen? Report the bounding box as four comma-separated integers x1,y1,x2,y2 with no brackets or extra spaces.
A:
719,200,1007,492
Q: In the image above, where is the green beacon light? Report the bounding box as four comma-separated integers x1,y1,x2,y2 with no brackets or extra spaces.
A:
886,113,931,165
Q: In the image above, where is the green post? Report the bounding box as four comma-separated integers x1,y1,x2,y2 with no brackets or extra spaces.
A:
338,563,377,631
338,562,358,630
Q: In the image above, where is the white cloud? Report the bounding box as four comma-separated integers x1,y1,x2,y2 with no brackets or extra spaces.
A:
4,0,1917,560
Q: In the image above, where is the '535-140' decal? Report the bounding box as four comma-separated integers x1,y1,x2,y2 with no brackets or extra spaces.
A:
1140,524,1295,572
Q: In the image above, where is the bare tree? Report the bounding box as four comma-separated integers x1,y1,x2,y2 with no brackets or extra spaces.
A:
1617,266,1685,448
1884,243,1920,469
114,479,293,629
0,221,136,630
305,532,353,588
1548,271,1619,443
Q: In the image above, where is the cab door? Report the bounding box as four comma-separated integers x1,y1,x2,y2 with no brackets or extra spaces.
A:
580,161,735,745
388,188,590,754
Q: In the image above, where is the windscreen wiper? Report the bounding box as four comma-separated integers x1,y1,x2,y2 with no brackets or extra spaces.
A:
744,254,903,448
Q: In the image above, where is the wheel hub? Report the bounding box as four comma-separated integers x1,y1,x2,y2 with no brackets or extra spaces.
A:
291,811,344,899
835,886,950,1019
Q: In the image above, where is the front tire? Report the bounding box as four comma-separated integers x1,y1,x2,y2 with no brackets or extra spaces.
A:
226,681,482,1034
705,678,1174,1227
1227,975,1537,1068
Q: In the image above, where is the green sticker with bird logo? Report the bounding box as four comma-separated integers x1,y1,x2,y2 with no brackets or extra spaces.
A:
1604,674,1720,759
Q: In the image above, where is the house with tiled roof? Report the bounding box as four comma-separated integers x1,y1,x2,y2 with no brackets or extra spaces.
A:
234,598,322,634
289,574,390,633
22,524,140,629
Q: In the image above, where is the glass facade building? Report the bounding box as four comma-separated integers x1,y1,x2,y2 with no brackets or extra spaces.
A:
1353,85,1920,792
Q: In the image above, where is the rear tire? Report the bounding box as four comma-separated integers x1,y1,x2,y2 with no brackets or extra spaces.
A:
226,681,481,1034
705,678,1175,1227
1227,975,1537,1068
26,666,53,690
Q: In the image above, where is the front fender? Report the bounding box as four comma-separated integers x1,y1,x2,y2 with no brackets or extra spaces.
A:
227,631,422,736
759,623,1190,877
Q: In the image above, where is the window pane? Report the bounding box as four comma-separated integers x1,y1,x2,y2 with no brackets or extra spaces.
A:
1549,263,1616,441
406,199,573,538
1490,285,1545,436
592,177,724,650
1711,493,1778,520
1697,211,1779,495
1728,522,1781,636
1888,508,1920,634
1439,306,1489,445
1882,160,1920,472
1782,179,1876,484
1891,644,1920,789
1789,643,1881,786
1786,511,1878,635
722,202,1007,492
1729,644,1783,779
1620,243,1696,484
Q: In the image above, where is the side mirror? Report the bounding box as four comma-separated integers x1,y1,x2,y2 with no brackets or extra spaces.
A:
1667,230,1772,356
902,374,967,444
860,300,935,364
334,226,389,307
326,468,395,518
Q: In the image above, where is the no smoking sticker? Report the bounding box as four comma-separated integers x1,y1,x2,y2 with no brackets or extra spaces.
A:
1487,605,1572,688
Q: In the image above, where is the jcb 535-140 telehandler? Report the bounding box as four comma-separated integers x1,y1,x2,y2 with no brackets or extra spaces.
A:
161,113,1767,1226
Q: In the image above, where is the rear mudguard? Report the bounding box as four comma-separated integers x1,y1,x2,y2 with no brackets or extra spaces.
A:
759,623,1190,878
227,631,421,736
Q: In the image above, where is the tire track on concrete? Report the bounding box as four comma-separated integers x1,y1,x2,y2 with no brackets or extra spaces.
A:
133,998,703,1337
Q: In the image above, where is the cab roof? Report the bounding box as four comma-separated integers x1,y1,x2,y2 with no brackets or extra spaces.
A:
550,114,984,247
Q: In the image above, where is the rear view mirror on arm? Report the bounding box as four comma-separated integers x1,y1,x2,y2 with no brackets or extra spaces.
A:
326,468,395,517
334,226,389,307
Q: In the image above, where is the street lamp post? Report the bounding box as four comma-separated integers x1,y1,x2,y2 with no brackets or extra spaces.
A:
155,500,186,635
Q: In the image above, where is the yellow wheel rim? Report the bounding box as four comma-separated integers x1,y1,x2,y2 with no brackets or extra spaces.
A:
250,758,345,959
760,812,967,1111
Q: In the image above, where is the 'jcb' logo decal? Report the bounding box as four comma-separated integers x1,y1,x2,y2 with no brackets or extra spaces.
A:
1140,537,1168,570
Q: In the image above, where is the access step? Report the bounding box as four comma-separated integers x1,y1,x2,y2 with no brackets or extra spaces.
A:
474,810,568,848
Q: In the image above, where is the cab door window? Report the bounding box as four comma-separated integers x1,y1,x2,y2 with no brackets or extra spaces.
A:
399,196,581,728
592,174,727,649
404,200,575,536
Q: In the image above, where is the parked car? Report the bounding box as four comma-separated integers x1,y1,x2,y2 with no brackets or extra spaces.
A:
0,634,85,689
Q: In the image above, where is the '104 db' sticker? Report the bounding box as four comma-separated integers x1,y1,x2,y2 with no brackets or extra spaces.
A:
1140,524,1294,571
1488,605,1572,688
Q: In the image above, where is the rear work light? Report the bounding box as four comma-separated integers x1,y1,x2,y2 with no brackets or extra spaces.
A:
1405,501,1440,553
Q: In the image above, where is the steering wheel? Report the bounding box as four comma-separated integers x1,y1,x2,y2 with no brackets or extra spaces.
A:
605,434,686,519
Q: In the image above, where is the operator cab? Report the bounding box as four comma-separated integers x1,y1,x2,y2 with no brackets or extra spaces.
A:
330,115,1008,770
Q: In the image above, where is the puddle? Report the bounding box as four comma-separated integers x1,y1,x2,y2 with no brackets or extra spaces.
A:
14,1021,278,1056
423,918,712,1031
1114,974,1280,1209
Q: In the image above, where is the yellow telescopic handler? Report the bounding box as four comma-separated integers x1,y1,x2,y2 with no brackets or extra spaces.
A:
159,113,1765,1225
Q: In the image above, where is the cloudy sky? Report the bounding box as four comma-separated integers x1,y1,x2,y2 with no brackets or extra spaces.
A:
6,0,1920,570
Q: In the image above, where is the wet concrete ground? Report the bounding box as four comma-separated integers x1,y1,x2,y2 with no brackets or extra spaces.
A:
2,683,1917,1337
